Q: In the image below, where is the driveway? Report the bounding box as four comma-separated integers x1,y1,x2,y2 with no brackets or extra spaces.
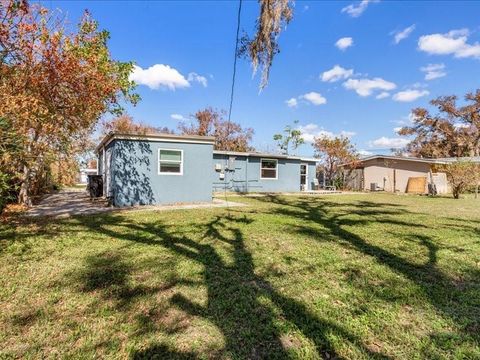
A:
26,190,112,218
25,189,244,218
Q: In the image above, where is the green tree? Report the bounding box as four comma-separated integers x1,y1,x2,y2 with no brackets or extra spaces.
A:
273,120,304,155
0,117,22,212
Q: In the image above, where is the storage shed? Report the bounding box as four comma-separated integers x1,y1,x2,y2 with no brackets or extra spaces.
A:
347,155,480,194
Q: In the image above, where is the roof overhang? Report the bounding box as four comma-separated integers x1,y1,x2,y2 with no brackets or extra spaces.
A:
340,154,477,167
213,150,317,163
95,133,216,154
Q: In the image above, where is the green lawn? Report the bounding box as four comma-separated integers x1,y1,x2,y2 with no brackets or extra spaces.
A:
1,194,479,359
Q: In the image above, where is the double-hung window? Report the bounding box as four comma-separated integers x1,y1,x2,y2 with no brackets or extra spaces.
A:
158,149,183,175
260,159,278,179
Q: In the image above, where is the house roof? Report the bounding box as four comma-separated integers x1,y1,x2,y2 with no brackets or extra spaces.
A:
213,150,318,163
435,156,480,163
358,155,440,164
349,154,480,167
95,132,216,153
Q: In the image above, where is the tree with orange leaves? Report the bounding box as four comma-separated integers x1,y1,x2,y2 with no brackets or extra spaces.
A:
0,0,139,205
178,107,254,152
398,91,480,158
313,136,359,189
100,114,173,136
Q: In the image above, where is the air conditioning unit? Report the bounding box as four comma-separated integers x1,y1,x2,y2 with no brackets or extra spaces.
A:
215,163,222,172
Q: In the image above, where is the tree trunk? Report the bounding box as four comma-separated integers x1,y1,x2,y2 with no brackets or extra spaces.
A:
452,187,460,199
18,164,32,206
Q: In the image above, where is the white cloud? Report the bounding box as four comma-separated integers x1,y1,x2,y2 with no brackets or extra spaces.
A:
187,72,208,87
335,37,353,51
130,64,190,90
300,92,327,105
341,0,378,18
321,65,354,82
359,150,373,156
392,89,429,102
376,91,390,99
298,123,355,143
392,112,418,126
170,114,187,121
418,29,480,59
392,25,415,44
343,77,396,97
369,137,410,149
420,63,446,80
285,98,298,108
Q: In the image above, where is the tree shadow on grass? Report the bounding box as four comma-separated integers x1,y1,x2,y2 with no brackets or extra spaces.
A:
71,212,390,359
255,195,480,347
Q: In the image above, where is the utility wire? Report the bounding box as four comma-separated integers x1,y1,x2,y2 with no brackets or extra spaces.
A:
224,0,242,213
228,0,242,123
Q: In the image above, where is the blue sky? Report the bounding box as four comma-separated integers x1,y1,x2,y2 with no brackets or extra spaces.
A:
44,0,480,156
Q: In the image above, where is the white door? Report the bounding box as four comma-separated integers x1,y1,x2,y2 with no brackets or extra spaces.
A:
300,164,308,191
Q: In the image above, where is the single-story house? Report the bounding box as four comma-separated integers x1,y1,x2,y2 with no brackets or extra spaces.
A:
96,133,318,206
348,155,480,194
212,150,317,193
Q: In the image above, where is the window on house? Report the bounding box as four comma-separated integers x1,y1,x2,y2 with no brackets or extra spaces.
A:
158,149,183,175
260,159,278,179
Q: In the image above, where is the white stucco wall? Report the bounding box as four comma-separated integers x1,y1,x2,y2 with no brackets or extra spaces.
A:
362,158,432,193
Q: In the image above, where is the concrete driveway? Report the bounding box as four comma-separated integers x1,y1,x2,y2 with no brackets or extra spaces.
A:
25,189,243,219
25,190,111,218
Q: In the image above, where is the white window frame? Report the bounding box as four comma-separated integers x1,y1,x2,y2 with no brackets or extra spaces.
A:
300,163,309,190
260,158,278,180
158,148,183,176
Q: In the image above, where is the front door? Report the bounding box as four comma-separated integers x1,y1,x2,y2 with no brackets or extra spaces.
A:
300,164,308,191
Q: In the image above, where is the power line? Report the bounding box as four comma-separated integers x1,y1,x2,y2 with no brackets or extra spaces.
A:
228,0,242,123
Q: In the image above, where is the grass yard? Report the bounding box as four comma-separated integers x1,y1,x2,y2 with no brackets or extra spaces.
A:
1,194,479,359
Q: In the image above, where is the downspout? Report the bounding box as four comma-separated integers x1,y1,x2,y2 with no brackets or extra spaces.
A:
246,155,249,193
103,145,106,198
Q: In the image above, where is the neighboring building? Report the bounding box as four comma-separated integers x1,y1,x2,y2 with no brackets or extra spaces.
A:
96,133,319,206
212,151,317,193
349,155,480,194
78,168,97,184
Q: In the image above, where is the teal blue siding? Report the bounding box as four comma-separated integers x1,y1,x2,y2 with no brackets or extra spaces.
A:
109,139,213,206
212,154,317,192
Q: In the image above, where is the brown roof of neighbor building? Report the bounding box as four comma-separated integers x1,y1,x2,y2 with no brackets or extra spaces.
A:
342,155,480,167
